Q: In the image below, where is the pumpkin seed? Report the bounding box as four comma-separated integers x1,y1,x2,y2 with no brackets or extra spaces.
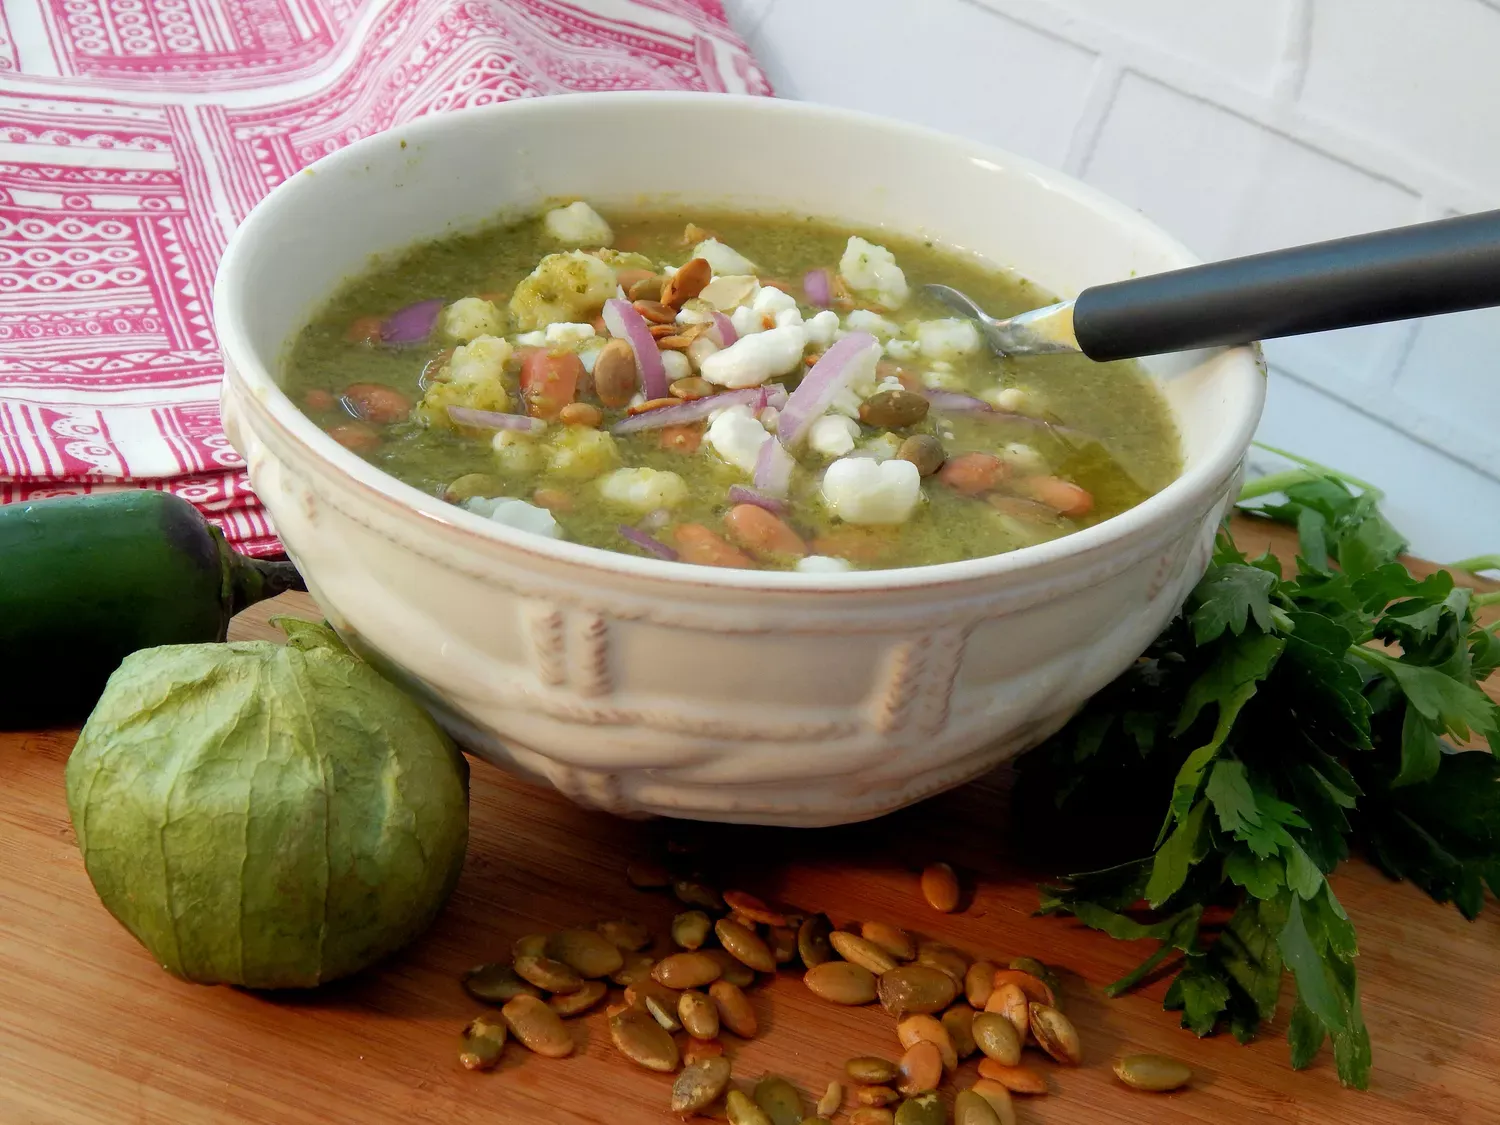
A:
915,942,969,983
610,951,656,986
662,257,712,307
669,376,715,400
969,1081,1017,1125
609,1007,680,1072
626,860,671,889
684,1037,725,1064
548,979,607,1017
768,926,798,965
971,1012,1022,1066
878,965,957,1018
513,954,584,994
717,918,778,973
849,1110,895,1125
893,1092,946,1125
672,910,713,950
646,993,682,1032
679,990,720,1040
797,913,836,968
919,862,960,912
953,1088,1003,1125
754,1075,804,1125
703,948,757,988
628,275,664,303
633,298,676,324
805,961,878,1005
897,1014,958,1072
1028,1004,1081,1066
941,1003,979,1060
853,1086,897,1107
896,1041,942,1097
830,931,899,975
443,473,504,503
816,1080,843,1116
624,979,681,1015
709,979,759,1038
860,921,916,961
974,1061,1046,1095
964,962,995,1009
673,879,725,911
727,1088,776,1125
990,969,1053,1008
723,890,791,927
654,951,723,989
846,1057,899,1084
511,933,548,960
462,963,541,1005
546,929,624,978
500,994,573,1058
673,1057,733,1115
986,983,1029,1042
458,1014,507,1071
596,341,641,409
896,434,946,478
1113,1053,1191,1092
596,918,651,952
1007,956,1059,993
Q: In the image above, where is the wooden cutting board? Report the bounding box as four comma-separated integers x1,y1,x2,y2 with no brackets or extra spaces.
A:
2,518,1497,1125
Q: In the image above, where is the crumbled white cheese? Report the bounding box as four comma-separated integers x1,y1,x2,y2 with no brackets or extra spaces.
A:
839,236,909,309
808,414,860,458
661,349,692,382
543,201,613,247
884,338,920,361
700,325,807,389
596,467,689,510
917,318,982,360
686,334,720,372
448,335,514,384
543,321,597,351
856,432,903,462
730,305,769,338
804,309,840,349
675,300,716,326
753,286,799,317
705,405,771,473
514,330,546,347
698,274,759,311
821,457,922,524
440,297,505,343
774,307,804,330
796,554,853,573
578,337,605,373
463,496,561,538
693,239,757,275
985,385,1040,414
845,309,900,338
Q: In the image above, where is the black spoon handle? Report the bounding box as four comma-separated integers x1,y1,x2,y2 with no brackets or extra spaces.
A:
1070,209,1500,362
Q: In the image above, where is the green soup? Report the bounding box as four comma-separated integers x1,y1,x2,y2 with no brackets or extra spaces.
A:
282,205,1180,571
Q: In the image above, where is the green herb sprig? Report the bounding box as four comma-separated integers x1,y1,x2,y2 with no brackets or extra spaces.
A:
1016,448,1500,1088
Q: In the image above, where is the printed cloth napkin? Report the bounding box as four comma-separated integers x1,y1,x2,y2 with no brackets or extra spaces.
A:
0,0,769,555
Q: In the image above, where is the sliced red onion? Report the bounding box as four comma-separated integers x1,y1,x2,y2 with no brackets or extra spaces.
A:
710,310,737,346
727,484,788,515
803,268,832,308
618,524,677,560
776,332,879,449
753,435,796,498
381,299,444,345
446,406,546,432
603,298,668,399
922,389,995,413
611,385,787,434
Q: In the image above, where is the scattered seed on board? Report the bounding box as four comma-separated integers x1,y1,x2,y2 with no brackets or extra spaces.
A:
684,1037,724,1064
513,954,584,994
817,1081,843,1116
717,918,778,973
672,910,713,951
645,993,682,1032
861,921,916,961
954,1087,1005,1125
846,1057,899,1085
915,942,969,984
855,1085,899,1107
709,979,759,1038
897,1014,958,1072
806,961,878,1006
679,990,720,1040
965,961,995,1009
1008,956,1059,992
972,1012,1023,1067
703,948,757,988
626,861,671,889
991,969,1054,1008
894,1092,947,1125
673,879,726,912
754,1075,805,1125
723,890,791,927
596,918,651,952
797,913,836,968
462,963,541,1005
726,1088,776,1125
672,1057,733,1115
548,979,607,1017
459,1014,507,1071
830,930,899,975
975,1060,1047,1095
611,951,656,987
849,1107,896,1125
970,1080,1018,1125
920,862,960,912
654,951,723,989
896,1040,943,1096
500,994,573,1058
942,1003,979,1060
878,964,958,1018
545,929,625,979
609,1007,680,1073
987,982,1029,1042
1028,1003,1082,1066
512,933,548,960
1114,1054,1192,1092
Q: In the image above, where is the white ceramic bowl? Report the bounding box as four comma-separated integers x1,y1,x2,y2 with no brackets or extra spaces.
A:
216,93,1264,827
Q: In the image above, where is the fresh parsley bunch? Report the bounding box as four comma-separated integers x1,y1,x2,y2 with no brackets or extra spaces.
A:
1015,449,1500,1088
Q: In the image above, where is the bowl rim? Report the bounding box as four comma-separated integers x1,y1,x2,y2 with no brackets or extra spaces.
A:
215,90,1264,593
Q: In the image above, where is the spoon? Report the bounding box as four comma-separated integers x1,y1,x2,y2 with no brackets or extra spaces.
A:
924,209,1500,361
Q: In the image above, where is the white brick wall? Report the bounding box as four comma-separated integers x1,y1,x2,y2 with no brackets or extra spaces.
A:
727,0,1500,562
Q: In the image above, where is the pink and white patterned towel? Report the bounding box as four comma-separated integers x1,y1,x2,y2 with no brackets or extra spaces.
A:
0,0,770,556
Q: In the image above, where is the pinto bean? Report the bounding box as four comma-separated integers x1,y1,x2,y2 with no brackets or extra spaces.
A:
325,421,380,452
725,504,806,560
345,315,382,344
674,524,756,569
659,424,702,454
937,452,1008,496
1020,475,1094,518
343,383,412,425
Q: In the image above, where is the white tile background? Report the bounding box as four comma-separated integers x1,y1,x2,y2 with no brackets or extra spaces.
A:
726,0,1500,563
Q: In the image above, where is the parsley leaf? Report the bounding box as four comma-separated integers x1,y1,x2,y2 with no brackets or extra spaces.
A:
1190,564,1277,643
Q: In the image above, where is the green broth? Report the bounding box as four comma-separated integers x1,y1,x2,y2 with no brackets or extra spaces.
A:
283,208,1181,570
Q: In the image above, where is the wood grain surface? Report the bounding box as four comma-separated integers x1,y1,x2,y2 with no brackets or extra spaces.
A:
2,517,1497,1125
